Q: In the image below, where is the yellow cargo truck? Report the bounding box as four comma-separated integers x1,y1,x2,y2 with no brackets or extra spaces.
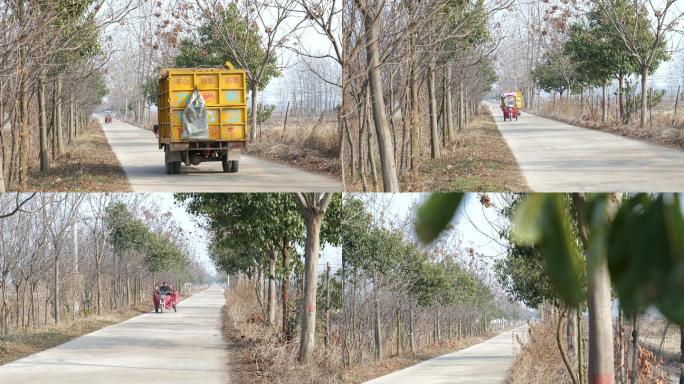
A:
156,62,247,174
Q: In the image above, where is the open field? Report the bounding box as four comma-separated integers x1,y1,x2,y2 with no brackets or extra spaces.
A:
247,114,340,178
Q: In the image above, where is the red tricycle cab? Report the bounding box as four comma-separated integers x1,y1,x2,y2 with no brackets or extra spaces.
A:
153,287,178,313
500,92,523,121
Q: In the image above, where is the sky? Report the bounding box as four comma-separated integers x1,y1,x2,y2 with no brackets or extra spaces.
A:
355,193,510,268
101,0,340,107
152,193,341,277
494,0,684,93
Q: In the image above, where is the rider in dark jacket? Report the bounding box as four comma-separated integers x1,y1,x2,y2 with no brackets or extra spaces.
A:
159,282,172,294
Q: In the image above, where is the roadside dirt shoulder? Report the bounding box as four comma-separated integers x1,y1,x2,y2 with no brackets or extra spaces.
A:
27,119,130,191
399,111,529,192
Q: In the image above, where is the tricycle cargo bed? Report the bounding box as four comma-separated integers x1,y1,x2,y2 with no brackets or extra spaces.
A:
157,67,248,143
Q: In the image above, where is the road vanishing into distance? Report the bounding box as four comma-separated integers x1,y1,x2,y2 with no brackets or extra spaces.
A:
102,118,342,192
486,103,684,191
0,286,230,384
364,327,528,384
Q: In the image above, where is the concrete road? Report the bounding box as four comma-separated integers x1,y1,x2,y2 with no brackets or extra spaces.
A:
0,286,230,384
486,103,684,191
364,327,528,384
102,118,342,192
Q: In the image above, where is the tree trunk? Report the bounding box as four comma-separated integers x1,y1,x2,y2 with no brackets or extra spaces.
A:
409,39,420,169
362,4,399,192
567,307,576,354
52,77,63,158
458,77,465,131
445,67,454,142
679,324,683,384
0,84,5,193
267,250,276,326
409,302,415,353
558,308,580,384
396,307,401,356
578,307,586,384
366,103,379,190
373,274,382,360
69,93,75,144
435,306,441,343
38,71,48,172
344,119,357,182
324,263,331,348
281,243,291,339
96,258,102,316
428,65,440,159
630,314,639,384
18,50,29,187
618,307,626,383
588,240,616,384
250,82,258,141
639,65,648,129
602,80,608,123
298,212,323,364
618,74,624,123
574,193,619,384
54,256,59,324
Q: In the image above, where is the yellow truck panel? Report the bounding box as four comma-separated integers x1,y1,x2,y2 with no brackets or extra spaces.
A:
158,66,247,143
515,91,523,109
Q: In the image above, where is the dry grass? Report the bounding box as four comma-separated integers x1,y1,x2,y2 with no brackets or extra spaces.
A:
510,318,671,384
0,304,147,365
341,335,492,384
396,110,528,192
27,119,130,191
247,116,341,178
509,320,572,383
532,100,684,150
222,284,341,384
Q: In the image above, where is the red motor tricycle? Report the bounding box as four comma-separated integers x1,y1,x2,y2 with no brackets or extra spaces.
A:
500,92,522,121
153,287,178,313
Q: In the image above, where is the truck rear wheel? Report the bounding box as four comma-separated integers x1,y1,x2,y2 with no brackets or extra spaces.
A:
222,157,239,173
166,161,181,174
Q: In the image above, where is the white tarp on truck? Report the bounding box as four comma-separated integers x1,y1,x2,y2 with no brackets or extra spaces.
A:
181,89,209,140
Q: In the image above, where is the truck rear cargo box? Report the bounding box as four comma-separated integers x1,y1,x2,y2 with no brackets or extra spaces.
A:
156,63,248,174
157,66,247,143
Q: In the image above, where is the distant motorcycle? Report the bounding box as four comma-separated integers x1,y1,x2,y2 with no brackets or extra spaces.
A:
153,288,178,313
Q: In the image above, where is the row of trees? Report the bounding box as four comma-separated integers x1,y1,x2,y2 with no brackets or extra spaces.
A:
176,192,341,364
342,0,505,191
0,1,142,191
0,193,210,336
526,0,679,128
341,195,527,367
418,192,684,384
108,0,343,141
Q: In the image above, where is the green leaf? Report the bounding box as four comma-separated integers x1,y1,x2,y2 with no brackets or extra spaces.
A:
608,194,684,324
510,194,546,245
512,194,584,307
415,193,464,244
